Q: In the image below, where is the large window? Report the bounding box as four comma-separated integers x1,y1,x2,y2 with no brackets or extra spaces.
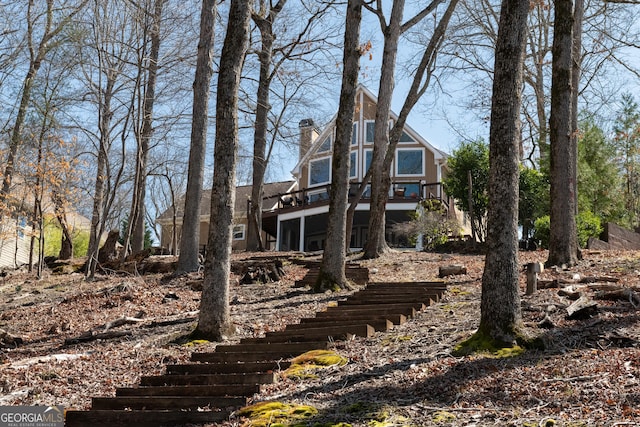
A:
396,148,424,176
350,151,357,178
309,157,331,186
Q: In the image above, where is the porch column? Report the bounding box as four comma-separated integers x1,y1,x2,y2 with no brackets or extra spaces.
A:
276,218,282,251
299,215,305,252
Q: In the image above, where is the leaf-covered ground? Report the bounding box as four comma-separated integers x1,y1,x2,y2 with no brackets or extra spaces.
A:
0,249,638,426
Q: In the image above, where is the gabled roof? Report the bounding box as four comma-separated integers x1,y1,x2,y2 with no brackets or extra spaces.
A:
291,84,447,176
156,180,296,223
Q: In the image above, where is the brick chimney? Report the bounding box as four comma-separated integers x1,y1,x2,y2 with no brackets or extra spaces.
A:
298,118,317,161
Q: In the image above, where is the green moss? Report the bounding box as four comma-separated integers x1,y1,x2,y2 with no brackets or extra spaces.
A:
284,350,348,379
542,419,556,426
432,411,456,423
452,330,526,358
237,401,318,427
182,339,210,347
448,287,470,296
381,335,413,346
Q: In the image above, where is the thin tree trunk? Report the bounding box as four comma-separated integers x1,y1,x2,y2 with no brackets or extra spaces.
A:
247,14,275,252
477,0,529,345
362,0,404,259
548,0,579,267
176,0,216,273
195,0,251,340
315,0,362,292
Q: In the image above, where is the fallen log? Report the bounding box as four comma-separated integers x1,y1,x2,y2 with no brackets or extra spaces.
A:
594,288,640,307
438,265,467,278
566,296,598,319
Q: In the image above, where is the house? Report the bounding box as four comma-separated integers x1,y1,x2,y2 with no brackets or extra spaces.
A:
158,85,459,254
156,181,296,253
265,85,453,252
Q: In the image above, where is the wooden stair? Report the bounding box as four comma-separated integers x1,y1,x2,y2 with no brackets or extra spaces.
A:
65,279,445,426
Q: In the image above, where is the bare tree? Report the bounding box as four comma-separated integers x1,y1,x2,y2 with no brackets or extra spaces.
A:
82,0,137,278
1,0,89,202
123,0,165,255
362,0,457,259
547,0,581,267
194,0,251,340
175,0,217,273
246,0,334,251
314,0,362,292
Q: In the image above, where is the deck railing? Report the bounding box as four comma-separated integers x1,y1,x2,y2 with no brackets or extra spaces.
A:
262,181,449,213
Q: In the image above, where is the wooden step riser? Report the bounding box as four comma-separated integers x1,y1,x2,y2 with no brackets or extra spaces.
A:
116,384,260,397
354,288,444,296
368,281,446,288
139,372,276,386
191,350,324,363
315,307,417,318
339,297,435,306
91,396,247,411
66,409,230,427
300,314,407,325
166,361,291,375
214,341,329,354
283,319,392,332
165,361,290,375
237,324,376,344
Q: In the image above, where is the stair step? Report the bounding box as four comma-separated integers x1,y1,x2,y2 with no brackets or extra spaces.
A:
213,341,329,354
139,372,276,386
335,301,427,310
91,395,247,410
300,314,407,325
116,384,260,397
238,324,375,343
366,281,446,289
191,348,327,363
165,361,290,375
338,296,436,306
286,319,393,332
65,409,230,427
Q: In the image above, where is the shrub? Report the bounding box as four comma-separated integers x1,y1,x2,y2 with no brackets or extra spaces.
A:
393,199,461,250
533,211,602,249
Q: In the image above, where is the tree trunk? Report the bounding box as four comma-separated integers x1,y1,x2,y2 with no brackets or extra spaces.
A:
127,0,164,255
362,1,404,259
477,0,529,345
548,0,579,267
314,0,362,292
194,0,250,340
176,0,217,273
247,6,279,252
86,74,116,279
361,0,456,258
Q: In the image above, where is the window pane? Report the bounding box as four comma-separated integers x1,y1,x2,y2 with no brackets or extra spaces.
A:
310,157,331,185
351,123,358,145
350,152,357,178
399,131,414,142
397,150,423,175
364,151,373,173
318,136,331,153
365,122,375,143
233,225,245,240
